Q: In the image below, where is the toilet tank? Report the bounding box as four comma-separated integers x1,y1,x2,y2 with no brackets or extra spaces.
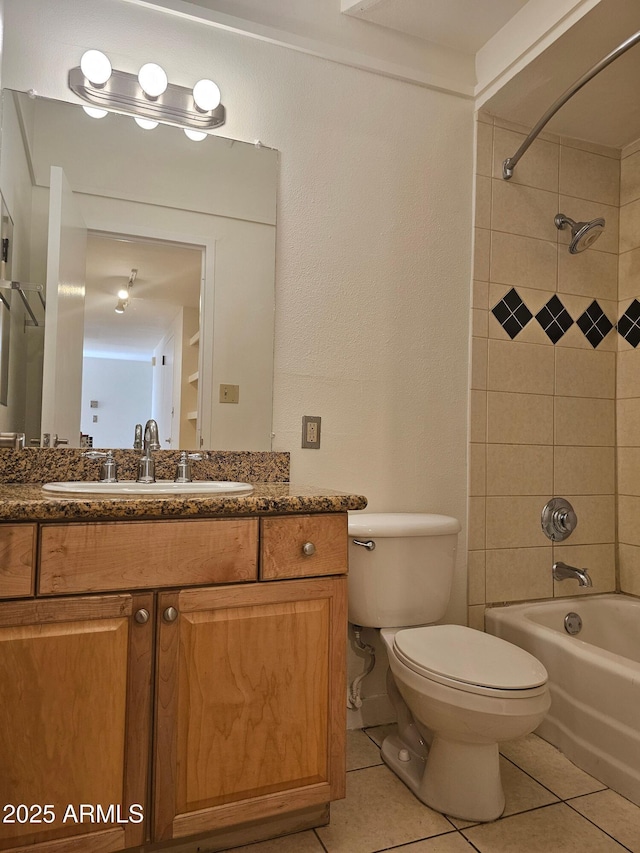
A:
347,512,460,628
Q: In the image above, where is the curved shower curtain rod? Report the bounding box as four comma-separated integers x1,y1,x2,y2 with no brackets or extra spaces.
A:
502,27,640,180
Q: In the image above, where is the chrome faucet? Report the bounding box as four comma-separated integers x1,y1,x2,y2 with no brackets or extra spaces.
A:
552,561,593,587
137,419,161,483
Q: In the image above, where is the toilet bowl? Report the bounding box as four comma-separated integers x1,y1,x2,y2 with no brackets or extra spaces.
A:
347,512,550,822
380,624,550,821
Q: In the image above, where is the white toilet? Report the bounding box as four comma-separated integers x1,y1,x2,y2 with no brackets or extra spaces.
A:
348,512,550,822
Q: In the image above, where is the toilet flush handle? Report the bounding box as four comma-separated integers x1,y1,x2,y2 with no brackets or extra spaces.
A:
352,538,376,551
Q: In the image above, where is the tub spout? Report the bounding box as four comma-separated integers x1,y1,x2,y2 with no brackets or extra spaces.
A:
552,561,592,587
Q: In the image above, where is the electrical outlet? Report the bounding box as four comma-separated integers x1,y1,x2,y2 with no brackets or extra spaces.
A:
302,415,321,449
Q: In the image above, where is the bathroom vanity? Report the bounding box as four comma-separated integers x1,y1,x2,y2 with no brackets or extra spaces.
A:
0,474,366,853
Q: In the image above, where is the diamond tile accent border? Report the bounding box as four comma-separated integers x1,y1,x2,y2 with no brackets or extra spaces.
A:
617,299,640,348
488,289,621,348
535,295,574,344
577,300,614,348
491,288,533,340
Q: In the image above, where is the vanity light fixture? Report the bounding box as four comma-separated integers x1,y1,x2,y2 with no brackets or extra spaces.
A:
70,50,225,134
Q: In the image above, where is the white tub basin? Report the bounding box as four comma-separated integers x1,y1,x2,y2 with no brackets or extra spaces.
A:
42,480,253,496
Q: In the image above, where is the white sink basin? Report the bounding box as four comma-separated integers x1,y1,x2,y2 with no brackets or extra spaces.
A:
42,480,254,496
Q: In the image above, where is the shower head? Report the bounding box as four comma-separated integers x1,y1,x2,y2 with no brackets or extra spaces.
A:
554,213,605,254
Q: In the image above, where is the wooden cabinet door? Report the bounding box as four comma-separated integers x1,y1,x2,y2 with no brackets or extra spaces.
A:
154,577,347,842
0,593,153,852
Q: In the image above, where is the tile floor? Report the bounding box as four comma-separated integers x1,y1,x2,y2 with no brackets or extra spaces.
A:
220,726,640,853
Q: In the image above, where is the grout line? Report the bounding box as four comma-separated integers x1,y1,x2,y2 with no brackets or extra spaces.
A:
563,796,635,852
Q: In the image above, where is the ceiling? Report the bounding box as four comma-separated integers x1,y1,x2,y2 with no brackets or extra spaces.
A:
84,234,201,360
342,0,529,55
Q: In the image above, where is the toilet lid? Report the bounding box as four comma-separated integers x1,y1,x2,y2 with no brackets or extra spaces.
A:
393,625,548,691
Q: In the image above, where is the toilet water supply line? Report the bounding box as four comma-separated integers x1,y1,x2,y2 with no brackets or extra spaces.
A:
347,625,376,710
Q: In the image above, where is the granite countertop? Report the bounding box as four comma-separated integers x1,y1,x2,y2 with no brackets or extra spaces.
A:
0,482,368,522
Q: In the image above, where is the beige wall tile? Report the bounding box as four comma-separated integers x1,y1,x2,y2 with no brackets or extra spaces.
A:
559,146,620,206
617,398,640,447
617,349,640,399
552,543,615,595
472,308,488,338
618,495,640,546
471,336,487,391
487,340,555,395
555,397,615,446
561,136,619,160
558,195,618,255
562,494,615,546
557,247,617,301
555,347,615,399
621,148,640,205
617,447,640,496
485,547,553,603
487,444,552,496
470,390,487,443
620,197,640,253
618,247,640,301
476,175,491,228
554,446,615,495
468,497,486,551
490,231,557,292
474,227,490,282
473,279,489,310
494,117,559,143
492,127,559,192
486,496,550,549
467,605,486,630
492,180,559,241
619,543,640,596
468,550,486,606
469,443,486,496
476,120,493,177
487,391,554,445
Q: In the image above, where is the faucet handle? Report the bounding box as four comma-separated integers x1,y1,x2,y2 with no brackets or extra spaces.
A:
82,450,118,483
174,451,203,483
133,423,143,450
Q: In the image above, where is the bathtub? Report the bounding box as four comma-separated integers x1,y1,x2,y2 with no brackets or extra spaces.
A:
486,593,640,806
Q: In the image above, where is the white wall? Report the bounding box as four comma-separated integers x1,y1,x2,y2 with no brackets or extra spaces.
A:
81,356,152,448
2,0,474,722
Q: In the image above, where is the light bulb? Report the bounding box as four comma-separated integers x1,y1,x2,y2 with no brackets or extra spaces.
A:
134,116,159,130
184,128,207,142
82,106,108,119
192,79,221,111
117,288,129,300
80,50,112,86
138,63,168,98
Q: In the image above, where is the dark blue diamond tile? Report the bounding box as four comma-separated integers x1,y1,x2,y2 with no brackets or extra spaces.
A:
535,296,573,343
491,288,532,340
576,300,613,348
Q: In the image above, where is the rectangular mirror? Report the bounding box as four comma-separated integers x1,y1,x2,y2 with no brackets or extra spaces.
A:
0,89,278,450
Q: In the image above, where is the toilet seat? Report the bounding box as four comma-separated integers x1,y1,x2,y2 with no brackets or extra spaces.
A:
391,624,548,698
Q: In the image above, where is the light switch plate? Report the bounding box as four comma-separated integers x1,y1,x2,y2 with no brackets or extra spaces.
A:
219,384,240,403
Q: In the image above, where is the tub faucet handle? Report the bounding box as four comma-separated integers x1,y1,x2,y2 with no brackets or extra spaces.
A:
542,498,577,542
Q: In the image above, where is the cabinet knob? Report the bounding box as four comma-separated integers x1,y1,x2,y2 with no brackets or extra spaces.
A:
134,608,150,624
302,542,316,556
163,606,178,623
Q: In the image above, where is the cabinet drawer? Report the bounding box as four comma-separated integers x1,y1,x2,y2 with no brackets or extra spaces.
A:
260,514,347,580
39,518,258,594
0,524,36,598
